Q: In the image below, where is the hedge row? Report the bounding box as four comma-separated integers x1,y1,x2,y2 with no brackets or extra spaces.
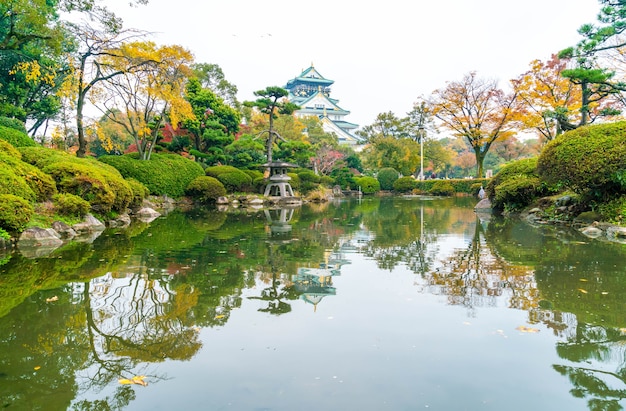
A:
392,178,490,195
99,153,204,198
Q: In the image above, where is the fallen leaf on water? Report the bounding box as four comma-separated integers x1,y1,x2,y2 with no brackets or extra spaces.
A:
578,289,588,294
34,366,41,371
516,326,540,333
579,279,588,282
46,296,58,302
118,375,148,387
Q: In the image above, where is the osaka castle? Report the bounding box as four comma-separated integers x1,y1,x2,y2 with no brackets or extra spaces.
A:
285,64,361,146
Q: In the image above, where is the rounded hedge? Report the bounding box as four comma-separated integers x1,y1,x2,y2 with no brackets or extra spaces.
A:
393,176,417,193
0,194,33,233
429,181,455,196
487,158,548,211
216,170,253,193
355,176,380,194
43,161,117,213
377,167,400,190
0,167,36,202
18,146,70,168
205,165,242,178
538,122,626,201
126,178,150,209
0,150,57,202
53,193,91,217
185,176,227,204
0,139,22,158
99,153,205,198
0,125,35,147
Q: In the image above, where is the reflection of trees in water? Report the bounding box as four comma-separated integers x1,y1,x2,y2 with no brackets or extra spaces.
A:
423,216,539,316
554,323,626,410
249,242,300,315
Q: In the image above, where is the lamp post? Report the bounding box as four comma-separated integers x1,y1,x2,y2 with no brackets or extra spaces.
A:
418,125,424,180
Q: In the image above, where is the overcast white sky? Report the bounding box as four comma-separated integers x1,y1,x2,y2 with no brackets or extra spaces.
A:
105,0,601,128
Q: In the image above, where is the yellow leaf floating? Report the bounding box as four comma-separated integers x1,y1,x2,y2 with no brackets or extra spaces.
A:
578,288,588,294
34,366,41,371
46,296,58,302
516,326,540,333
118,375,148,387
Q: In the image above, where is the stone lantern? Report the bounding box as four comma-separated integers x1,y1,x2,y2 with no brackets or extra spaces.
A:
263,161,298,198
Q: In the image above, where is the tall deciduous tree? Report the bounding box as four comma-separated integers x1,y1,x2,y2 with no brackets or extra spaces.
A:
96,41,195,160
512,55,581,142
192,63,239,109
430,72,518,178
244,86,299,164
356,111,409,142
65,25,150,157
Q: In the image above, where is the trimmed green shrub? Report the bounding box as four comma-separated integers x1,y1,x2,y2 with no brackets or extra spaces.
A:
43,161,116,213
0,168,36,202
0,117,27,133
0,194,33,233
330,167,358,190
126,178,150,209
205,165,241,178
377,167,400,190
53,193,90,217
597,195,626,224
99,153,204,198
393,176,417,193
0,150,57,202
487,158,549,211
287,172,300,192
296,169,322,194
429,181,455,196
493,176,543,211
0,125,35,147
243,169,264,181
0,138,22,158
538,122,626,201
319,176,334,187
415,178,490,195
185,176,226,204
297,169,321,184
18,146,70,168
18,147,132,210
355,176,380,194
216,170,253,193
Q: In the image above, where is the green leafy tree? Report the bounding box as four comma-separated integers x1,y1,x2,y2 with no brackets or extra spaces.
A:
183,78,240,164
0,0,70,134
192,62,239,109
557,1,626,130
356,111,409,142
362,136,420,176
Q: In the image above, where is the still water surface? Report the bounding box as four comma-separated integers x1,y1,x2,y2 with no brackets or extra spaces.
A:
1,196,626,411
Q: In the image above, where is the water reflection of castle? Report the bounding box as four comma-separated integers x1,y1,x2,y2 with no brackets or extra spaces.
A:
292,250,350,311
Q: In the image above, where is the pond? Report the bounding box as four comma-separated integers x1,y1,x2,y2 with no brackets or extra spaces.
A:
1,196,626,411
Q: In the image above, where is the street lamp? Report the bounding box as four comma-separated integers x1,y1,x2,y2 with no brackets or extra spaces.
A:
418,124,424,180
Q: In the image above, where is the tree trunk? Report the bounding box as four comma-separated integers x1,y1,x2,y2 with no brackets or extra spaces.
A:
76,93,87,158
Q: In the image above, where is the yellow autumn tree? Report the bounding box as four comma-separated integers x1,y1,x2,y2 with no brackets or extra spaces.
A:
96,41,195,160
430,72,518,178
511,55,583,143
